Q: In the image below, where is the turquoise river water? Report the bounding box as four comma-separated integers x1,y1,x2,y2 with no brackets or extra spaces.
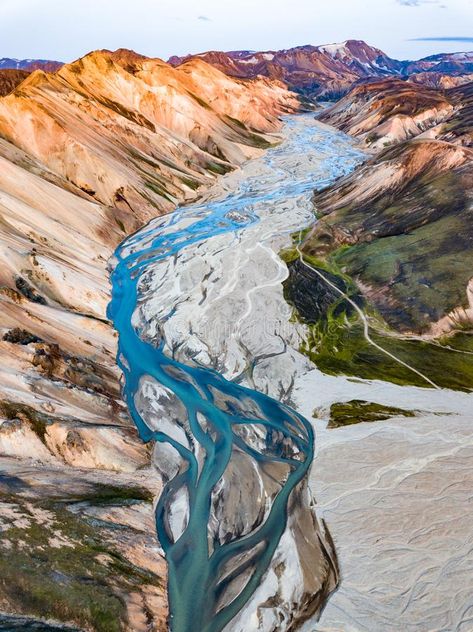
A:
108,114,364,632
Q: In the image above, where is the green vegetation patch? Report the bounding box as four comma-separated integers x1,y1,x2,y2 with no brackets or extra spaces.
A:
0,494,159,632
3,328,41,345
244,132,272,150
366,132,380,145
145,180,174,203
98,97,156,132
333,209,473,332
115,217,126,232
188,91,211,110
224,114,247,130
206,161,232,175
67,483,154,505
180,176,201,191
304,163,473,333
302,308,473,391
326,400,416,428
0,401,53,444
283,247,473,391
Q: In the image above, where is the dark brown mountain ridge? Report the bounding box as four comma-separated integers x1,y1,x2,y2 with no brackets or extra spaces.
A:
0,69,29,97
169,40,473,98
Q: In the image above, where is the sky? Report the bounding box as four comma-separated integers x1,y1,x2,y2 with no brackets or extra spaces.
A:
0,0,472,62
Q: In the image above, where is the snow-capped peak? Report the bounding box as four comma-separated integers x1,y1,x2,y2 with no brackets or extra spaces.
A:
318,41,349,57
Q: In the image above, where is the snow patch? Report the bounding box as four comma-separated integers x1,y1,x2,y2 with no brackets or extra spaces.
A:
318,41,349,57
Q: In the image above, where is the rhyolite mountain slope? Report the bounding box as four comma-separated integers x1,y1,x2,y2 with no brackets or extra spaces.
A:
0,49,299,222
318,78,455,148
301,139,472,336
284,79,473,390
0,57,64,97
406,50,473,74
319,78,473,148
0,69,29,96
0,49,301,631
170,41,473,99
409,70,473,90
437,82,473,146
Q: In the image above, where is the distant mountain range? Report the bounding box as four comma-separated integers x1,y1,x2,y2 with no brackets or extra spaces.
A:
169,40,473,98
0,58,63,95
0,57,63,72
1,42,472,100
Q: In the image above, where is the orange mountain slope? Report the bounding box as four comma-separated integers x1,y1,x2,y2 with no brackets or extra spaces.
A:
0,49,299,224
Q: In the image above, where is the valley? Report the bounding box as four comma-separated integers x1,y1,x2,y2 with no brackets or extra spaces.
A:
0,37,472,632
109,114,363,632
109,108,473,632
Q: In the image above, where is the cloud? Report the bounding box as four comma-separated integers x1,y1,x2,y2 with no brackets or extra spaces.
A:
397,0,442,5
197,15,211,21
409,36,473,42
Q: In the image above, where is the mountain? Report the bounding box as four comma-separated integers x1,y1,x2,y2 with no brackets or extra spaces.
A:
319,78,473,148
0,49,298,222
438,82,473,146
406,51,473,74
0,57,63,72
0,48,299,631
169,40,405,98
409,70,473,90
170,41,473,99
405,51,473,89
284,78,473,390
314,39,405,75
0,57,64,97
0,69,29,96
318,78,455,148
302,138,472,335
